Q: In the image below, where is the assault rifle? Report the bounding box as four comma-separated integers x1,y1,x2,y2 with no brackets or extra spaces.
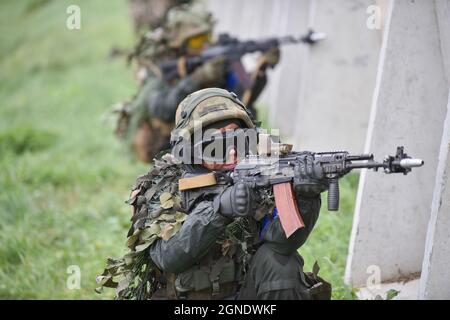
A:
158,29,326,82
230,146,424,237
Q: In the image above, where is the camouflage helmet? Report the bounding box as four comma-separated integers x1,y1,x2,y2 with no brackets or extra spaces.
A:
129,27,177,65
164,3,215,49
170,88,255,145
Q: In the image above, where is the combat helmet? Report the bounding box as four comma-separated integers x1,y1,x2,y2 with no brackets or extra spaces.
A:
171,87,255,141
128,27,177,66
164,3,215,49
170,88,256,164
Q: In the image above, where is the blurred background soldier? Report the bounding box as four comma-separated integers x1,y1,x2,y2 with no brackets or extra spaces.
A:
114,2,281,163
115,3,216,162
128,0,192,34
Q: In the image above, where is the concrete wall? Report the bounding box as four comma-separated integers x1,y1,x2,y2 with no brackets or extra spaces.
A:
206,0,381,152
419,0,450,300
345,0,450,286
292,0,381,152
419,93,450,299
206,0,310,137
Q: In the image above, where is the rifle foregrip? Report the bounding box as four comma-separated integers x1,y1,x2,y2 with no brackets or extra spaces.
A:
328,178,339,211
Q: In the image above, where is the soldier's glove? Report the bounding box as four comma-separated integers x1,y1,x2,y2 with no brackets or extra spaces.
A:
261,47,281,68
294,153,329,197
191,56,227,87
214,182,256,218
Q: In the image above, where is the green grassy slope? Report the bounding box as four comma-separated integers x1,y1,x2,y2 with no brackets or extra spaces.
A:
0,0,148,299
0,0,357,299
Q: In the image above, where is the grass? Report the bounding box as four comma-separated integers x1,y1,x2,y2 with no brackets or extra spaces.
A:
0,0,147,299
300,174,359,299
0,0,358,299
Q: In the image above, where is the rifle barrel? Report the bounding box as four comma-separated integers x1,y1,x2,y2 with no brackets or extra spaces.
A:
346,162,385,170
346,154,373,161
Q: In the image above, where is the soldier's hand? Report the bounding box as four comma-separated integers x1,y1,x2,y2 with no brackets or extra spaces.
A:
214,182,256,218
294,153,328,197
191,56,227,87
261,47,280,68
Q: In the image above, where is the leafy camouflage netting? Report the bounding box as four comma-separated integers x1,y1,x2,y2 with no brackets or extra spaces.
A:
96,152,278,299
96,154,185,299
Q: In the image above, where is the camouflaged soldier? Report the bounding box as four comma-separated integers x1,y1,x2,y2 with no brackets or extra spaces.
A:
128,0,192,34
115,3,221,163
157,4,280,120
98,88,331,300
115,3,279,163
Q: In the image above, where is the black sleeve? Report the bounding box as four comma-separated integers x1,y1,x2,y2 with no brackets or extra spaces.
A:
148,200,231,274
261,195,322,256
148,76,200,123
246,67,268,109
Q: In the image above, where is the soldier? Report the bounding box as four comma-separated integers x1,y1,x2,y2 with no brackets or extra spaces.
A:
97,88,331,300
115,3,280,163
115,3,218,162
128,0,192,34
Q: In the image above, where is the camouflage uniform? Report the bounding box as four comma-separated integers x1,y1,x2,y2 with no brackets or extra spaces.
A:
115,3,278,163
117,64,209,163
115,4,217,162
98,88,331,300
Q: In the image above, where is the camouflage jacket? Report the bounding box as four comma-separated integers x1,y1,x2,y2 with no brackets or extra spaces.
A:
97,153,321,299
117,71,201,143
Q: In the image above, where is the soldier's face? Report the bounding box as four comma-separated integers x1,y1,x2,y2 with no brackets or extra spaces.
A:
202,123,240,171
